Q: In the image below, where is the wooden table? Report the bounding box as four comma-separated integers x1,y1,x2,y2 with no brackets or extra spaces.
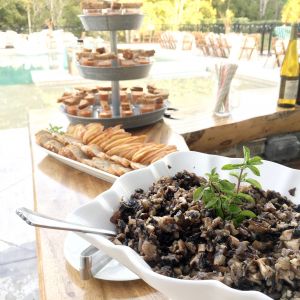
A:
28,103,300,299
164,91,300,153
29,109,188,300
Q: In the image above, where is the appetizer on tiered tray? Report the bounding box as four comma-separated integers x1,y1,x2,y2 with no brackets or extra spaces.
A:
35,123,177,177
81,0,143,15
77,48,155,68
58,84,169,119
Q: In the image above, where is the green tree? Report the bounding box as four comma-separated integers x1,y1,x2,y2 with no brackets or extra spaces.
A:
281,0,300,23
0,0,27,32
142,0,216,30
60,0,82,37
212,0,287,21
269,0,286,20
182,1,216,24
142,0,177,30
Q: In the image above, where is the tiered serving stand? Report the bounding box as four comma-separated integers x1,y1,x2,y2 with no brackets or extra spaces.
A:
65,12,166,129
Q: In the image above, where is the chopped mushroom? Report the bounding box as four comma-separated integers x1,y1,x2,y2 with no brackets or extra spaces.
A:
112,171,300,300
141,240,158,261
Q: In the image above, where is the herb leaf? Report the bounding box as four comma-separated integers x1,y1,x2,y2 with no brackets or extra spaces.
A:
243,146,250,161
48,123,64,134
222,163,243,170
248,156,263,165
193,145,262,226
193,186,204,202
238,210,257,218
245,178,262,189
247,165,260,176
236,192,255,203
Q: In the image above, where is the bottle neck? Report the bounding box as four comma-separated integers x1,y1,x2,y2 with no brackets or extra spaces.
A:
290,24,298,40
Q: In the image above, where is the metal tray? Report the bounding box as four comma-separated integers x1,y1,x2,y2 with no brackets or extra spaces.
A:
77,63,152,81
79,14,144,31
61,105,167,129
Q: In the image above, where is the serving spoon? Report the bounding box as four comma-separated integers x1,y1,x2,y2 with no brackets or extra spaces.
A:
16,207,116,237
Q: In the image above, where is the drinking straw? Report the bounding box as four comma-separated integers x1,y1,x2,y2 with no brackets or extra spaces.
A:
214,63,238,115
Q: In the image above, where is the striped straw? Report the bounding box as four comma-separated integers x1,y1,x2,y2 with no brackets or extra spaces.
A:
214,63,238,116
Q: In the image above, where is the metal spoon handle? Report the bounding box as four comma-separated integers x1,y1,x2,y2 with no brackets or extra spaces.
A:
16,207,116,237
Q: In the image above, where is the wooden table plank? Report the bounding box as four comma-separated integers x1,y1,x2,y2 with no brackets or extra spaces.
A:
165,93,300,152
183,108,300,152
28,108,184,300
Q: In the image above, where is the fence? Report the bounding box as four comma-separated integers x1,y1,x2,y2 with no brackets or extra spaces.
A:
9,22,300,55
161,22,299,55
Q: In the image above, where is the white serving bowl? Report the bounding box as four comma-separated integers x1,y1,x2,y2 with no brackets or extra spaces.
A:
70,151,300,300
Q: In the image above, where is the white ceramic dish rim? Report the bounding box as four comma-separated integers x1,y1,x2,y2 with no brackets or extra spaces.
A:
68,151,300,300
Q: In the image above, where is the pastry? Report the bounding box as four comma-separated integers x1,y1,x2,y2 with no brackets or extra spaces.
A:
98,86,112,91
131,91,144,104
101,102,110,111
83,48,92,53
140,104,154,114
98,53,117,60
134,57,149,65
87,87,99,93
121,49,134,60
64,95,82,106
84,94,96,105
111,2,121,9
120,91,128,102
62,91,72,97
121,103,131,111
121,110,133,117
57,95,73,103
119,59,135,67
80,58,96,66
83,8,102,15
155,103,164,110
78,108,92,117
121,2,143,9
147,84,156,92
59,144,89,162
99,110,112,118
140,50,155,57
67,105,78,116
95,47,105,54
99,91,109,101
76,52,90,59
96,60,112,67
81,1,103,9
78,99,90,110
131,86,143,92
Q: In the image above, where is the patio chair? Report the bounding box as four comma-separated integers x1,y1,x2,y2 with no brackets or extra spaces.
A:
159,32,177,49
182,33,194,50
219,34,231,58
142,31,153,43
238,34,258,60
205,33,220,57
193,32,209,56
152,31,162,43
